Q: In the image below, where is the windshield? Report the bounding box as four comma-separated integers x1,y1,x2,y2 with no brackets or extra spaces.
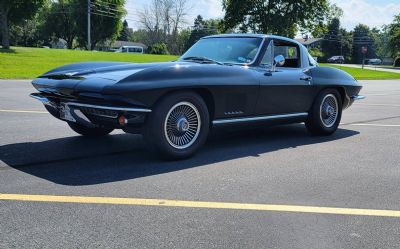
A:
180,37,263,64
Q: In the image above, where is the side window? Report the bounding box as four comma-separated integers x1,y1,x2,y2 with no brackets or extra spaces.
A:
260,40,273,67
308,53,318,67
273,40,300,68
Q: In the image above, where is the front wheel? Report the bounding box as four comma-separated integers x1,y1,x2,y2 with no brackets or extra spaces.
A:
143,91,210,159
305,89,342,136
68,122,114,136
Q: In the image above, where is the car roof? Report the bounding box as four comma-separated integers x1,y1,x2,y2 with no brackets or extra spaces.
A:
203,34,303,47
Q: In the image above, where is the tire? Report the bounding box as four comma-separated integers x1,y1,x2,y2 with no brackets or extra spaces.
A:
305,89,342,136
68,122,114,136
143,91,210,159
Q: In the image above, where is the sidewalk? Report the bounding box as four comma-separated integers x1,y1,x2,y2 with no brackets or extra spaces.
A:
330,64,400,73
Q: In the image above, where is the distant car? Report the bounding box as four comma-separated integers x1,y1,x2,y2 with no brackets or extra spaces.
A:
30,34,364,159
367,58,382,65
115,46,144,54
327,56,345,64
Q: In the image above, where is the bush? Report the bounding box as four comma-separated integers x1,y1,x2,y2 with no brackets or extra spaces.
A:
148,43,169,55
308,48,323,58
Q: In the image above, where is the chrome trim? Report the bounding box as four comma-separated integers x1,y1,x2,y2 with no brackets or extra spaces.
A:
66,102,152,113
29,93,50,104
213,112,308,125
351,95,365,100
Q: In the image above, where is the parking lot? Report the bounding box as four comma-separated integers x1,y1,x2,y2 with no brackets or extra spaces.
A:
1,79,400,248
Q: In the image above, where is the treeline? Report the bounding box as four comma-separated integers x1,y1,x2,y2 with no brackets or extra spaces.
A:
1,0,399,64
0,0,125,50
309,15,400,64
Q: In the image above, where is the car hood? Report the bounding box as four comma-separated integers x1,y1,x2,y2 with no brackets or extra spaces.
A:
32,61,258,98
33,61,177,93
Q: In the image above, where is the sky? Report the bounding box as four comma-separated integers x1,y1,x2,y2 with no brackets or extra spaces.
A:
125,0,400,32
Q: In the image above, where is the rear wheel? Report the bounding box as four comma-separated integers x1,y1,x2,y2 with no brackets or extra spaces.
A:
305,89,342,135
144,91,209,159
68,122,114,136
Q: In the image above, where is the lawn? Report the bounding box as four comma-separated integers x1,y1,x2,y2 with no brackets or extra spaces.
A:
0,47,178,79
320,63,400,80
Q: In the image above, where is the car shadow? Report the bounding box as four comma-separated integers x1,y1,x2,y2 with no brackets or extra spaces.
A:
0,125,359,186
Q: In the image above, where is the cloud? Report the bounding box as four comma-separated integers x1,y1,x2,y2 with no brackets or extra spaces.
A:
330,0,400,30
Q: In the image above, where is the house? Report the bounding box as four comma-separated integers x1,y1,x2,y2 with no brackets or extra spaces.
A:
96,40,148,52
295,38,323,49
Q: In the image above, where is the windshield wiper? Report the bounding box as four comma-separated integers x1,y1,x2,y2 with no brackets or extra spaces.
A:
182,56,223,65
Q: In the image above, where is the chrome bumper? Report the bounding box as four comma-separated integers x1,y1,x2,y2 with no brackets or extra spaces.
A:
29,93,150,127
29,93,152,113
351,95,365,100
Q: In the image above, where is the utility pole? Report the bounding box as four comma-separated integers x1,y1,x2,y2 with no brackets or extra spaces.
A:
87,0,91,50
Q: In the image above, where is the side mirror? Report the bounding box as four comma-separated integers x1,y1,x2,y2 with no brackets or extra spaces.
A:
272,55,285,72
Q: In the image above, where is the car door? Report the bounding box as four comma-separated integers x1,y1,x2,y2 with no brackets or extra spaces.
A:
255,39,315,115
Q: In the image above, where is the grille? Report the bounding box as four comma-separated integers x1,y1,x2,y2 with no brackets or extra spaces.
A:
78,107,118,118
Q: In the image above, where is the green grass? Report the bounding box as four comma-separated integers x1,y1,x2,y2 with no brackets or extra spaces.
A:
320,63,400,80
0,47,178,79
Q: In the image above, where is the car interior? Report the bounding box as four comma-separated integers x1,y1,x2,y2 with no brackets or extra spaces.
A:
273,40,301,68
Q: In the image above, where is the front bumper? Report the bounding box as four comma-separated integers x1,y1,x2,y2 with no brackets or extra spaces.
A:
351,95,365,100
30,93,151,129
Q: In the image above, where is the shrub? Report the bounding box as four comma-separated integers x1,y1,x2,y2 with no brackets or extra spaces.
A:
308,48,324,62
148,43,169,55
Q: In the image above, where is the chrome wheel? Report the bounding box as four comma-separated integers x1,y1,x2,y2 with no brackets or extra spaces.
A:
164,101,201,149
319,94,338,128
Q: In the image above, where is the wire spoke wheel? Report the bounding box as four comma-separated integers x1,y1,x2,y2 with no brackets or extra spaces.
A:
164,101,201,149
319,94,338,128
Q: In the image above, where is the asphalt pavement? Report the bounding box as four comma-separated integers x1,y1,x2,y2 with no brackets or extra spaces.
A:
1,79,400,248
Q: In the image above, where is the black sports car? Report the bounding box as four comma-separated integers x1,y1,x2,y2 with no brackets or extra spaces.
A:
31,34,364,159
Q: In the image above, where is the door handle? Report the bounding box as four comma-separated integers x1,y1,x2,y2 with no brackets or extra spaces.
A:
300,76,312,81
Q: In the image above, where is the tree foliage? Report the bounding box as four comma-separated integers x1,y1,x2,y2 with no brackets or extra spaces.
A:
221,0,329,38
41,0,78,49
351,24,376,63
185,15,221,50
0,0,45,48
388,14,400,59
118,20,133,41
148,42,169,54
73,0,126,49
138,0,190,54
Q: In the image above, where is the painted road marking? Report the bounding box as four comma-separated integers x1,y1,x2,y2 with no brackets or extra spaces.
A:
0,109,47,114
1,193,400,218
346,123,400,127
354,103,400,107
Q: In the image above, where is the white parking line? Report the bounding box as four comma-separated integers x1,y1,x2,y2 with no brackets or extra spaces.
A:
346,123,400,127
354,103,400,107
0,109,47,114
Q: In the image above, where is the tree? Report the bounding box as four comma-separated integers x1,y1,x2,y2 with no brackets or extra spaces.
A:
41,0,78,49
148,42,169,54
321,18,341,58
73,0,126,49
222,0,329,38
388,14,400,60
138,0,190,54
0,0,45,48
118,20,131,41
308,3,343,38
185,15,220,50
352,24,376,64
